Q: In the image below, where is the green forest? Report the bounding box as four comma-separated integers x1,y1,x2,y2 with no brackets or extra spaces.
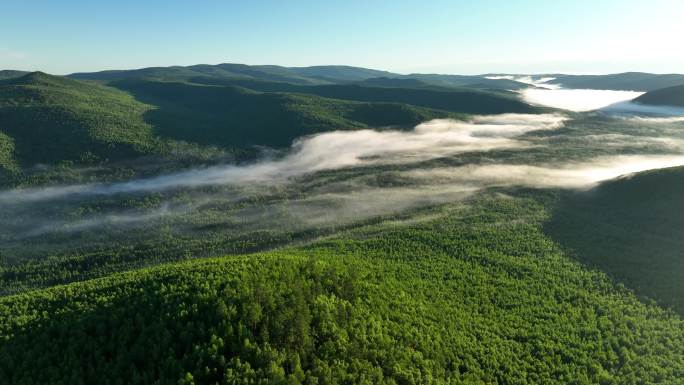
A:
1,65,683,384
2,195,683,385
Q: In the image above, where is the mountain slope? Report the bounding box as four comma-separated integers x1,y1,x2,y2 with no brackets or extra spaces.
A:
548,72,684,91
0,73,462,173
0,72,163,169
69,63,533,90
633,84,684,107
546,166,684,314
186,77,540,115
108,78,461,149
69,64,396,85
401,73,531,90
287,65,395,81
1,196,682,384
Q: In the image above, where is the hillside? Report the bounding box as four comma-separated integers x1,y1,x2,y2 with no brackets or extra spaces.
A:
633,84,684,107
68,63,532,90
107,78,462,149
546,166,684,314
1,195,682,384
184,77,539,115
0,70,27,80
401,73,531,90
69,63,395,85
0,72,164,170
548,72,684,91
0,73,464,174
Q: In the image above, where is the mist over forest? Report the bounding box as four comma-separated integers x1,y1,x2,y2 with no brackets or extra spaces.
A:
3,34,684,384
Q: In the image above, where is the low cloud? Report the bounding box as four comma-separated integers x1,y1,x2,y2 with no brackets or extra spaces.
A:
4,111,684,246
0,114,568,203
403,155,684,189
521,88,644,112
486,75,561,89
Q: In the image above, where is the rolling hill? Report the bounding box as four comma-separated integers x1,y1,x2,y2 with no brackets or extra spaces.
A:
0,72,164,170
1,194,682,384
182,77,539,114
68,63,532,90
69,63,397,85
546,166,684,314
633,84,684,107
548,72,684,91
109,78,461,149
2,65,684,384
0,72,471,173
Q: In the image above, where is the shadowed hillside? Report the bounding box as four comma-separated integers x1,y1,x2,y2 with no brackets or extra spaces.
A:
634,84,684,107
186,77,539,115
546,166,684,314
0,73,463,173
109,78,461,148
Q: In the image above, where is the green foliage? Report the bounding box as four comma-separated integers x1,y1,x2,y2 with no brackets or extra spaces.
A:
69,63,394,85
68,63,531,90
186,77,539,115
112,79,458,149
1,67,684,384
0,196,682,384
0,72,467,175
0,131,18,173
0,72,163,166
546,166,684,314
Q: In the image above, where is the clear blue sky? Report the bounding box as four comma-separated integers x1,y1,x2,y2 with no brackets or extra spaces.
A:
2,0,683,75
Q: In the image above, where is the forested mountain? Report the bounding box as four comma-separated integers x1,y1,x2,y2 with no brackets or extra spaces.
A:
0,72,164,170
633,84,684,107
0,71,544,175
2,63,684,385
1,193,682,385
68,63,532,90
547,166,684,313
0,72,471,173
108,78,462,149
176,77,538,114
69,64,398,84
548,72,684,91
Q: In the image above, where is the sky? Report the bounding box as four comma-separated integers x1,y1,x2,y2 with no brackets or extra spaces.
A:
2,0,683,75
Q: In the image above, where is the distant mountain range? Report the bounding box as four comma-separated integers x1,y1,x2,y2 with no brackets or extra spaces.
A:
4,64,684,91
67,63,534,90
0,70,539,174
3,62,684,175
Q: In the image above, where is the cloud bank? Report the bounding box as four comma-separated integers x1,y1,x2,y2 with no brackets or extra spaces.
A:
521,88,644,112
0,114,568,203
404,155,684,189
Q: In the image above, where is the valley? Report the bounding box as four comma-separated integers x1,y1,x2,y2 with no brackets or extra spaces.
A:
1,64,684,384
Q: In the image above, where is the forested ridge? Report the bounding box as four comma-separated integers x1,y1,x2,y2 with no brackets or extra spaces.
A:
1,63,684,384
0,72,464,175
1,195,683,384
